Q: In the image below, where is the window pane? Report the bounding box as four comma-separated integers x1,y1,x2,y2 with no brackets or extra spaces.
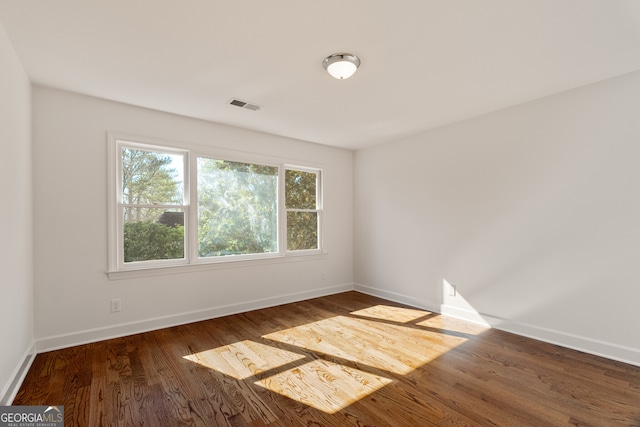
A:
123,208,185,262
285,169,317,209
197,158,278,257
287,211,318,251
122,148,183,206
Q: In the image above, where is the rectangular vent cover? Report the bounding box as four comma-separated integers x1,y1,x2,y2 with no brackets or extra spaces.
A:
228,98,261,111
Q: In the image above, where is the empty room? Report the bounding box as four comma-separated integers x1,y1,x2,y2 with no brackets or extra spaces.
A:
1,1,639,426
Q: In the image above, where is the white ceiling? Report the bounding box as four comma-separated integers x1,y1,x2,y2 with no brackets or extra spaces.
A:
1,1,640,150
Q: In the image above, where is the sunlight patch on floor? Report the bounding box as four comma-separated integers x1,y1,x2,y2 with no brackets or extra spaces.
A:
350,304,432,323
254,358,392,414
183,340,305,380
416,315,489,335
263,315,468,375
183,305,475,414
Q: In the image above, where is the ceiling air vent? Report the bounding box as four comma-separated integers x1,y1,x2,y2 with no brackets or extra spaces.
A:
228,98,261,112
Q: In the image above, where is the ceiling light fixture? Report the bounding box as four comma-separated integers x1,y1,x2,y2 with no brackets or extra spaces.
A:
322,53,361,80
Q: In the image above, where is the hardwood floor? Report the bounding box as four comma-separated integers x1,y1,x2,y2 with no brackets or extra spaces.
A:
14,291,640,426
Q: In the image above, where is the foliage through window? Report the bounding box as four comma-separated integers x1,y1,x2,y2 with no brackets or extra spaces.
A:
197,158,278,257
285,168,320,251
109,136,322,272
121,147,186,263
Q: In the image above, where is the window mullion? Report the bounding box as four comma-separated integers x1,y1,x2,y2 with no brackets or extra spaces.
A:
189,153,198,264
121,203,184,209
317,170,323,252
286,208,319,213
284,167,321,253
279,165,286,255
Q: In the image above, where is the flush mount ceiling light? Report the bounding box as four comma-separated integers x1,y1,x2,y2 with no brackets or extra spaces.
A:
322,53,361,80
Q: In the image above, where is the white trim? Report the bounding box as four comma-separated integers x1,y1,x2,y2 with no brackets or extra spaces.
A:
278,165,286,253
106,134,118,272
108,251,328,280
36,283,353,353
107,132,326,275
354,283,640,368
106,131,326,171
112,139,190,271
464,310,640,368
284,166,323,254
0,340,36,406
13,285,640,398
188,151,199,263
439,304,490,326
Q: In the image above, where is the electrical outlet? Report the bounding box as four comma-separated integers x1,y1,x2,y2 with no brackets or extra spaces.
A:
321,271,326,280
110,298,122,313
449,285,457,297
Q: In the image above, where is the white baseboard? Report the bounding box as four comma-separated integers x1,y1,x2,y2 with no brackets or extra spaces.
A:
31,282,640,377
355,283,640,368
439,304,491,326
37,283,354,353
0,340,36,406
439,303,640,367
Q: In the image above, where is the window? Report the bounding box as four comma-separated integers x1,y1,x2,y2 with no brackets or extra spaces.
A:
285,168,320,251
120,146,187,264
197,157,278,258
108,135,323,274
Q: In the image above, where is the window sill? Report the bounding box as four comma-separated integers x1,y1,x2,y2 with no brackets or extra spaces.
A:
107,252,328,281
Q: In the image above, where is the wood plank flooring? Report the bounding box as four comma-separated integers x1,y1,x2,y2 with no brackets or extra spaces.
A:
14,291,640,426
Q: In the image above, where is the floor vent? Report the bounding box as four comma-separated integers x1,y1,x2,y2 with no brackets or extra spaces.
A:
228,98,261,111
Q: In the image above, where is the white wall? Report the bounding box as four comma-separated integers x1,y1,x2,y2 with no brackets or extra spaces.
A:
32,86,353,350
354,70,640,365
0,23,34,404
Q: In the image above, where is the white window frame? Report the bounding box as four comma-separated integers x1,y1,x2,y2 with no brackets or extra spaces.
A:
107,133,325,279
193,152,282,262
283,165,323,255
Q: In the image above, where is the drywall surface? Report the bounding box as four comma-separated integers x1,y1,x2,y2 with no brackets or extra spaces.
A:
0,23,34,403
32,86,353,349
354,70,640,364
